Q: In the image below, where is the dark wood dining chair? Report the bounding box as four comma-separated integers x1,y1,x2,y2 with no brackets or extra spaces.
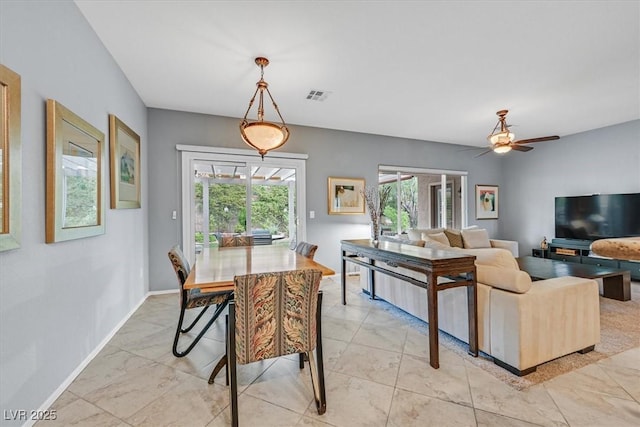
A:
226,269,326,426
167,245,232,357
295,241,319,260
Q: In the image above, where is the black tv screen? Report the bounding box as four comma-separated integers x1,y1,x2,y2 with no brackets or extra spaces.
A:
555,193,640,241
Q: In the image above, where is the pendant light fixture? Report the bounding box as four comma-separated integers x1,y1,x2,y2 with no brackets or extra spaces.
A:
239,57,290,158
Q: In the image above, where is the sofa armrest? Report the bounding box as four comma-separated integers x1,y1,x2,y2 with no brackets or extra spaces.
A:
490,239,519,257
489,276,600,372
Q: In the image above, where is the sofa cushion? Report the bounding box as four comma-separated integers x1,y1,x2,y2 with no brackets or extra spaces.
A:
461,228,491,249
477,264,532,293
407,228,444,241
422,231,450,246
444,229,464,248
406,239,426,247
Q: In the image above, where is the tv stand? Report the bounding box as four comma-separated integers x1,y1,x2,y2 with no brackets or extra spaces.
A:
549,238,640,281
548,239,590,263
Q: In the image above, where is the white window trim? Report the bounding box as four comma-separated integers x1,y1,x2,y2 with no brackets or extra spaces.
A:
178,145,307,263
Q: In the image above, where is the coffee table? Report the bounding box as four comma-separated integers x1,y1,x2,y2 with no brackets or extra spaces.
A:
516,256,630,301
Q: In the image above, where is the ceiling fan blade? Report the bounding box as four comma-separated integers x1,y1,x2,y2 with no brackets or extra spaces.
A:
474,149,493,158
510,144,533,152
513,135,559,145
457,147,485,152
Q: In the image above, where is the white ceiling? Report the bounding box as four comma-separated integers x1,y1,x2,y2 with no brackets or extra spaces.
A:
75,1,639,148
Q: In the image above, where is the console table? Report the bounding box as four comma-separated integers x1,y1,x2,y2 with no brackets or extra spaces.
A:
340,239,478,369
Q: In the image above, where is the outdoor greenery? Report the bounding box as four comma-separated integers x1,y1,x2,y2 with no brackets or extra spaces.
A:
380,178,418,232
194,181,291,236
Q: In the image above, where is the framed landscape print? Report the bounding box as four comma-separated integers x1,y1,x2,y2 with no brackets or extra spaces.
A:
327,177,365,215
46,100,105,243
476,184,499,219
0,64,21,251
109,114,140,209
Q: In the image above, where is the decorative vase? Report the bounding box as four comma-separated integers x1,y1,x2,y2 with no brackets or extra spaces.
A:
371,221,380,245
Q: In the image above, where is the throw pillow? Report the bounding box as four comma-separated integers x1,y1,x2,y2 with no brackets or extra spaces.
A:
461,228,491,249
407,228,444,241
423,239,451,250
422,231,450,246
444,229,464,248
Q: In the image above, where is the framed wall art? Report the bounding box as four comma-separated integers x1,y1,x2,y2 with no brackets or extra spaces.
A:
109,114,140,209
327,176,365,215
0,64,21,251
46,99,105,243
476,184,499,219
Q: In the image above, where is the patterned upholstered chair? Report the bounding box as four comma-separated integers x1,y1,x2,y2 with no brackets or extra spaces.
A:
167,245,232,357
227,269,326,426
295,241,319,260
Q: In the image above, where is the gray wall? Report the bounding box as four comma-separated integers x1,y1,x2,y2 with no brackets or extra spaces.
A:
148,108,506,291
0,1,148,421
148,109,639,292
502,120,640,255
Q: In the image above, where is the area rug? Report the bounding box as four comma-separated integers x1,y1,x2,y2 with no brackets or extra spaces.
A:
381,280,640,390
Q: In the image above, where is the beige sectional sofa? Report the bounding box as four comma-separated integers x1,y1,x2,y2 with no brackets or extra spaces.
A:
359,228,601,375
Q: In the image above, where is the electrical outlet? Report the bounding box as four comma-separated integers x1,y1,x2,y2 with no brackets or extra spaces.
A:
172,210,177,220
309,210,315,219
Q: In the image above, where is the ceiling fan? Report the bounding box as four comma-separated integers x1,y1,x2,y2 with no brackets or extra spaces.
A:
476,109,559,157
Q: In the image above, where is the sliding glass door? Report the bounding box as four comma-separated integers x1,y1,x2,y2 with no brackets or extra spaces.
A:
180,147,306,261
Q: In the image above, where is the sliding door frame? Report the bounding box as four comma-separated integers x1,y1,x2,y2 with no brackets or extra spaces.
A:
178,145,308,263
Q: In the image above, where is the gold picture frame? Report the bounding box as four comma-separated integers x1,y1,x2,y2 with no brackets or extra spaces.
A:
0,64,21,251
476,184,499,219
327,176,365,215
109,114,141,209
46,100,105,243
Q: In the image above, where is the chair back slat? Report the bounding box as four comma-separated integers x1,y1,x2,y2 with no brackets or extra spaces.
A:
234,269,322,365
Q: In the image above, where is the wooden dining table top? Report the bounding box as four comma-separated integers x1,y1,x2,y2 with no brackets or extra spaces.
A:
184,245,336,293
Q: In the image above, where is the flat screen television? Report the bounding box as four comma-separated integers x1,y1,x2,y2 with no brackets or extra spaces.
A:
555,193,640,241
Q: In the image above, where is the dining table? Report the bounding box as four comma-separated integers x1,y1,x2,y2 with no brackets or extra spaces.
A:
183,244,335,384
184,244,335,292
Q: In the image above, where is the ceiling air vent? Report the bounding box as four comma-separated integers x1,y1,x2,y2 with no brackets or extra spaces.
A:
306,90,331,102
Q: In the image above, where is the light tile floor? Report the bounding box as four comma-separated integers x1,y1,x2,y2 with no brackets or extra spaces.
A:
39,276,640,426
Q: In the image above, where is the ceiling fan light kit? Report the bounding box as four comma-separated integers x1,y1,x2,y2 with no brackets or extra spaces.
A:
239,57,290,158
483,109,559,156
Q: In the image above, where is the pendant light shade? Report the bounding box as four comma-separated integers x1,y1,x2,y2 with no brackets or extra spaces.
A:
239,57,290,158
487,110,514,154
